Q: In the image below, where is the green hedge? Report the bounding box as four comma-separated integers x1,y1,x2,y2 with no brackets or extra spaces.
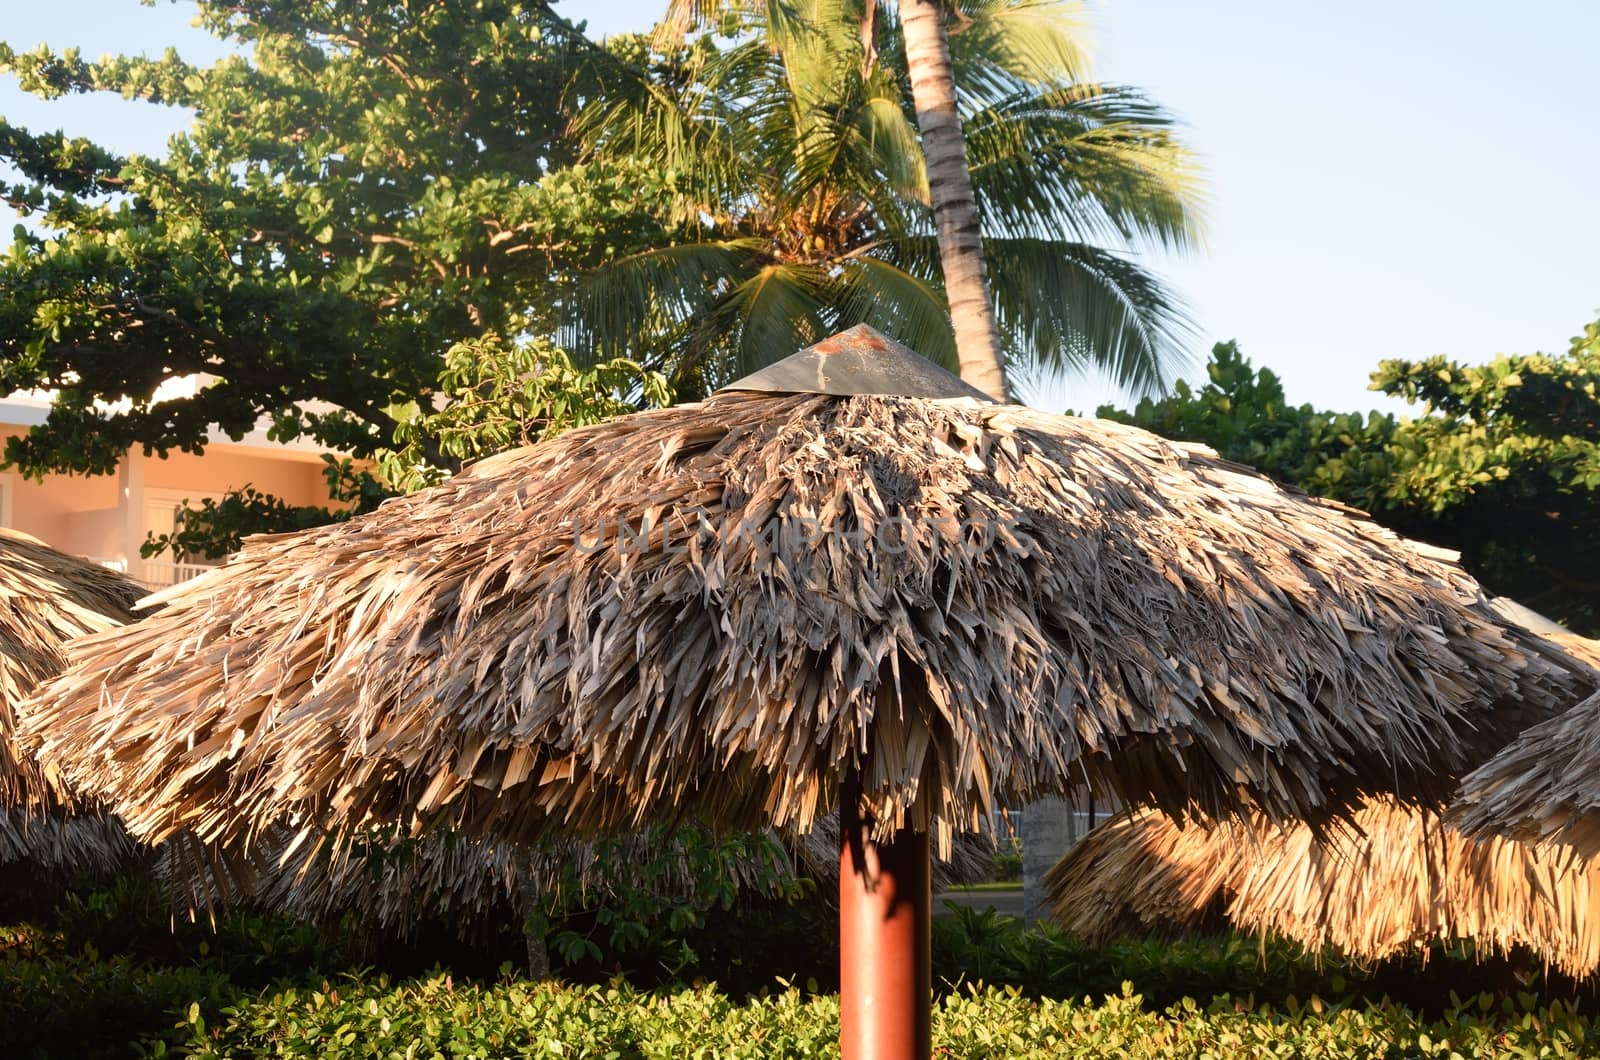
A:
173,976,1595,1059
5,942,1598,1058
0,951,233,1059
6,876,1600,1057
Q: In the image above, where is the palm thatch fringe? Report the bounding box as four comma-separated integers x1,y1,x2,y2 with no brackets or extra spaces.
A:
1,530,141,812
25,393,1598,860
1454,689,1600,863
155,819,995,938
0,809,134,878
1046,798,1600,976
0,530,140,875
1042,809,1235,942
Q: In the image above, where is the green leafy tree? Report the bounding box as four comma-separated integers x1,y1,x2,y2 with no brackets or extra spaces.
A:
144,334,668,560
1367,322,1600,632
582,0,1203,397
1098,340,1398,499
0,1,671,501
1102,326,1600,635
377,327,672,494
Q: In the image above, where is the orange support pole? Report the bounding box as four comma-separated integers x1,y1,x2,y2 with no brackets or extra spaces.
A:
839,774,932,1060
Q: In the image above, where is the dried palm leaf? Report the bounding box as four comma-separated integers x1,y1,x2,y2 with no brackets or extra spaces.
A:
1043,809,1236,942
0,529,139,876
1454,689,1600,863
1046,797,1600,977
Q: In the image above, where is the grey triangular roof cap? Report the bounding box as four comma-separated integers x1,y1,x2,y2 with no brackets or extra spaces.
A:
718,324,995,401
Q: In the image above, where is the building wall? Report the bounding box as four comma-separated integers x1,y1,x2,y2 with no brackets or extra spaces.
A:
0,423,348,586
57,505,123,562
144,445,331,507
0,427,123,559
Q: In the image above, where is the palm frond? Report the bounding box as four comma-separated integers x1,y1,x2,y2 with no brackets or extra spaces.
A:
949,0,1092,92
676,261,836,383
850,93,928,201
651,0,783,50
986,236,1194,394
730,262,836,375
964,82,1205,252
836,254,956,369
565,239,771,364
576,37,783,225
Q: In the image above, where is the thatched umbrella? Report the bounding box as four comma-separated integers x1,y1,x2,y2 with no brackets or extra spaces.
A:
1044,796,1600,976
1045,620,1600,973
1454,688,1600,861
0,529,139,880
22,326,1596,1058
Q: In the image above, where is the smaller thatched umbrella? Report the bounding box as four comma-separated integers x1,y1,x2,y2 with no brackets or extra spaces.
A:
1454,688,1600,861
1047,618,1600,973
0,530,138,882
1045,796,1600,976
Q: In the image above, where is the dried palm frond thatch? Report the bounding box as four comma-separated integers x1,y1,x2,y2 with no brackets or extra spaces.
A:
23,331,1599,863
1454,688,1600,863
1448,615,1600,861
0,811,134,880
158,827,792,937
156,819,995,938
1045,797,1600,976
1042,809,1236,942
0,529,140,876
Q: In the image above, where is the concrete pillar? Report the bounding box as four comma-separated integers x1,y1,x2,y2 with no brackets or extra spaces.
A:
1021,796,1077,926
118,450,145,578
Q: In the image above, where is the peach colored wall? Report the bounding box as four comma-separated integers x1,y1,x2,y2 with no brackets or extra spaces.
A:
144,445,334,508
7,504,67,546
57,506,123,560
1,430,121,515
1,422,347,570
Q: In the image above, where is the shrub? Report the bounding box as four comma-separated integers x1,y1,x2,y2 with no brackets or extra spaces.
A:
52,871,360,987
930,904,1598,1017
178,975,1599,1059
989,836,1024,882
0,952,234,1059
531,827,808,980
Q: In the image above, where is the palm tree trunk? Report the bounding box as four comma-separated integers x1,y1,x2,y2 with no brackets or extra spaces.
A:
900,0,1009,401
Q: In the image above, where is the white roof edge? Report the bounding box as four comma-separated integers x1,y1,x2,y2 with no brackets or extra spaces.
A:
0,406,351,463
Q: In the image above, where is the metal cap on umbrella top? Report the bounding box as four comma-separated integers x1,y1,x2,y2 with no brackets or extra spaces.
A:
19,326,1599,1059
723,325,993,401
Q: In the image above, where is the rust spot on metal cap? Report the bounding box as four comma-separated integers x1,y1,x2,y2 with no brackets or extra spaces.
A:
717,324,993,401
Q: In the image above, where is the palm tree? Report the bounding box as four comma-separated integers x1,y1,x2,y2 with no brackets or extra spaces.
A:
573,0,1203,400
899,0,1007,397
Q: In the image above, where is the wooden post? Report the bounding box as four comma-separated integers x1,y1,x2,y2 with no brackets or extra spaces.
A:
839,773,932,1060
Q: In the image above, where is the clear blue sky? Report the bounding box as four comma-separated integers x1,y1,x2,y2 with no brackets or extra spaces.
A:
4,0,1597,416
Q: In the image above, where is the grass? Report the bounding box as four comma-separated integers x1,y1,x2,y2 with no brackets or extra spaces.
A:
943,880,1023,893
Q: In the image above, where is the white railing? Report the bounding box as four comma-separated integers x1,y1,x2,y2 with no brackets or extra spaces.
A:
135,559,218,590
